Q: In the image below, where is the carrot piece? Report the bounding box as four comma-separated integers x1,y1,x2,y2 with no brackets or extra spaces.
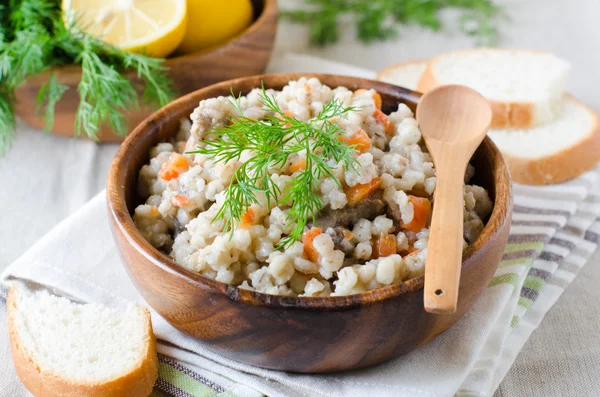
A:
239,208,257,229
303,227,323,263
159,153,191,181
372,91,382,110
275,109,294,119
354,89,382,109
372,234,397,259
401,196,432,232
373,109,394,135
403,248,422,258
149,205,160,216
344,177,382,205
289,158,307,173
342,229,356,241
408,185,429,198
274,109,294,127
172,195,191,207
338,130,371,153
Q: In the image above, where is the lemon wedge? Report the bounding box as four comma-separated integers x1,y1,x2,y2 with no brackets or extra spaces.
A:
62,0,187,58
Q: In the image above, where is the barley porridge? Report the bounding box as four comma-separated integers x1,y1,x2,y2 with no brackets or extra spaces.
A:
133,77,493,297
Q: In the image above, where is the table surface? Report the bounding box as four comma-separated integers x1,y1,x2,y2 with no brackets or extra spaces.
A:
2,0,599,395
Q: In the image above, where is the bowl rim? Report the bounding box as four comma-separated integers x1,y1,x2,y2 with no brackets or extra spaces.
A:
107,73,512,310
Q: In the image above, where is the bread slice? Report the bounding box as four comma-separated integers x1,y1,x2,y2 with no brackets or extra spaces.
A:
416,49,571,129
376,60,428,91
7,285,158,397
377,56,600,185
487,95,600,185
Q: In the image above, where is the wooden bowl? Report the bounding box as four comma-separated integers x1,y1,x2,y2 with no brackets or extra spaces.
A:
14,0,278,142
107,73,513,373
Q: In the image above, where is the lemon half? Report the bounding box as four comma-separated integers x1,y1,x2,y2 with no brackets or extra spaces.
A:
176,0,253,54
63,0,187,58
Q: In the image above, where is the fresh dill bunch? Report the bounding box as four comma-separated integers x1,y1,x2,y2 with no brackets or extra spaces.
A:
190,86,360,249
0,0,60,136
0,0,175,154
281,0,503,47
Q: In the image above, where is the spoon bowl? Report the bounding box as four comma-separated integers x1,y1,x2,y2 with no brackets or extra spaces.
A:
417,85,492,146
416,85,492,314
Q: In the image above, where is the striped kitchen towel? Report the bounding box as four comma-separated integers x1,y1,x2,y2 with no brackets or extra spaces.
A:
458,170,600,396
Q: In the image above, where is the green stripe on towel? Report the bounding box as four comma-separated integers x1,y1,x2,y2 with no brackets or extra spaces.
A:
517,296,534,309
157,361,220,397
502,241,545,254
488,273,521,288
498,256,533,268
510,316,520,328
523,275,546,291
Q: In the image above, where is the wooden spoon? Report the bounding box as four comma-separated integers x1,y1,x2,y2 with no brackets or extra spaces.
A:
416,85,492,314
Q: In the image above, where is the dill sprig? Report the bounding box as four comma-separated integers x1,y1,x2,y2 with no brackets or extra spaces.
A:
281,0,503,47
0,86,15,151
36,74,69,132
0,0,175,153
190,87,359,248
74,36,138,137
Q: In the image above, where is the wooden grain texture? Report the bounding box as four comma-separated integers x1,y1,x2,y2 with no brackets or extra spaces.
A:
13,0,278,142
416,85,492,314
106,73,513,373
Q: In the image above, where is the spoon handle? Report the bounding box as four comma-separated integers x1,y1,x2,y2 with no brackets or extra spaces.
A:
423,152,467,314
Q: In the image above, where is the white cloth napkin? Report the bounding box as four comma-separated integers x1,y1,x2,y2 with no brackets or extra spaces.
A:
3,54,600,397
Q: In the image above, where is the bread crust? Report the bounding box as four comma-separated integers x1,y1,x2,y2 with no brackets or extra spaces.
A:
376,60,427,87
497,95,600,185
416,48,563,129
7,285,158,397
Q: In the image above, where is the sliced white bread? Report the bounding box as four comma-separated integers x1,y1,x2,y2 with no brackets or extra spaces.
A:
377,56,600,185
416,49,571,129
376,60,428,91
488,95,600,185
7,285,158,397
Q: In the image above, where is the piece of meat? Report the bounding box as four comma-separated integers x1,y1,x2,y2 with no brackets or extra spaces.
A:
312,190,385,230
342,257,357,268
387,206,402,224
326,226,357,255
